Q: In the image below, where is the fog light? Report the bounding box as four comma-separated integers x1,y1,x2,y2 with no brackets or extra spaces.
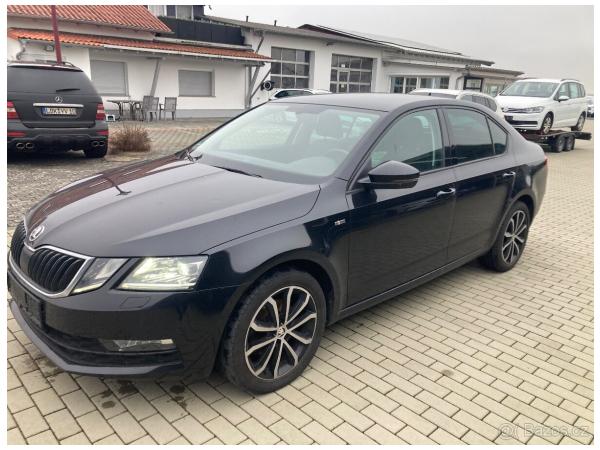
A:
100,339,175,352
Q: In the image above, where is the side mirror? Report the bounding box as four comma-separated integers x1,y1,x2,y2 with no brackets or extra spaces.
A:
557,95,570,102
359,160,420,189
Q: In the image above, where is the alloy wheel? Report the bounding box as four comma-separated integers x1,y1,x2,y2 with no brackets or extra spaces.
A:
542,116,552,134
502,210,528,265
244,286,317,380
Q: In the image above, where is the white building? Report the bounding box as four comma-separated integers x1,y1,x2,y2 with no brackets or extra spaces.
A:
7,5,523,118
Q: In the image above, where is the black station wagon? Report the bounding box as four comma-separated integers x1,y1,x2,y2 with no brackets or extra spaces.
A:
8,94,547,392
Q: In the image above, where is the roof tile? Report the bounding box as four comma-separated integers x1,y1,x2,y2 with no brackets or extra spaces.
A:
8,28,270,61
7,5,171,33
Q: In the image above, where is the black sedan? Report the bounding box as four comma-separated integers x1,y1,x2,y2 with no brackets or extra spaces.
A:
8,94,547,392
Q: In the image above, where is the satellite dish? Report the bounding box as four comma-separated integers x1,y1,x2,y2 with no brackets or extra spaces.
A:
261,80,275,91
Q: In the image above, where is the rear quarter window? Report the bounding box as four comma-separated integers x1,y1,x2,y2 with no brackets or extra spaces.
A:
7,67,98,95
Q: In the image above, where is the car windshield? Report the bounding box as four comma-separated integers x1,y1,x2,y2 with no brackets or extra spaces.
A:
189,103,382,183
500,81,558,98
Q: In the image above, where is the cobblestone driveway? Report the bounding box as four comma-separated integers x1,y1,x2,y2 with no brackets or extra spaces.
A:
7,120,594,444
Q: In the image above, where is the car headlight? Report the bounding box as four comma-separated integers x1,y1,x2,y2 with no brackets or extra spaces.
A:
522,106,544,113
119,256,207,291
72,258,128,294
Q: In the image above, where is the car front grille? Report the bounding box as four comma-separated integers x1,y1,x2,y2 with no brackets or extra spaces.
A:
27,248,85,293
10,221,26,263
10,221,87,295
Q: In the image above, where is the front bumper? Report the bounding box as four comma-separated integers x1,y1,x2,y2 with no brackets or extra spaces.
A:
502,111,544,130
8,264,239,380
7,121,108,152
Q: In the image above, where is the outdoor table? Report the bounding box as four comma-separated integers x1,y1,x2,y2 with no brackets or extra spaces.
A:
106,99,142,121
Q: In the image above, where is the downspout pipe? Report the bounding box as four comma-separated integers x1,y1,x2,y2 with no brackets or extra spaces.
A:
15,39,27,60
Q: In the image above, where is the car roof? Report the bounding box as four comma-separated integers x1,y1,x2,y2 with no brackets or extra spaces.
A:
412,88,461,96
7,61,82,71
273,93,452,112
515,78,580,84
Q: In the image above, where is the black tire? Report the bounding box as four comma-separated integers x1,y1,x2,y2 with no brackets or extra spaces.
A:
551,134,566,153
540,113,553,135
571,113,585,131
221,270,326,393
84,146,107,158
480,201,531,272
564,134,575,151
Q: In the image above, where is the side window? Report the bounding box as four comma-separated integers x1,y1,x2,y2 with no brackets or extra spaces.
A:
557,83,570,99
488,120,508,154
568,83,579,99
274,91,288,98
369,109,444,172
446,109,494,163
578,84,586,97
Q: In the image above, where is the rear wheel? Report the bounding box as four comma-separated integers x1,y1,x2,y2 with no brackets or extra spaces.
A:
480,201,530,272
84,146,107,158
564,134,576,151
221,270,326,393
571,113,585,131
540,113,553,134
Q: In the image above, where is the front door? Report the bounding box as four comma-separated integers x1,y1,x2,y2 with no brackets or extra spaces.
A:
443,107,516,261
554,82,572,126
346,109,456,305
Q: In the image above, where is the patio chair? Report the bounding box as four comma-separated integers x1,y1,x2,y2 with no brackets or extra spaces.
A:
141,96,159,121
161,97,178,120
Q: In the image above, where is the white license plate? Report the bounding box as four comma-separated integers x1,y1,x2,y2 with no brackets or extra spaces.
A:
42,107,77,116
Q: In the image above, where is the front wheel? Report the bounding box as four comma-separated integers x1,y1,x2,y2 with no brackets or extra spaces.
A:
571,113,585,131
480,201,531,272
540,113,553,134
221,270,326,393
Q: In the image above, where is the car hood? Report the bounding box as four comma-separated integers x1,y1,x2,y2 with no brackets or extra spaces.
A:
25,153,320,257
496,96,552,108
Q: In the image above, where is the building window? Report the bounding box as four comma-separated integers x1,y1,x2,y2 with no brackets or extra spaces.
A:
147,5,166,16
270,47,310,89
391,76,449,93
178,70,213,96
175,5,193,19
483,83,506,97
90,60,127,95
330,54,373,93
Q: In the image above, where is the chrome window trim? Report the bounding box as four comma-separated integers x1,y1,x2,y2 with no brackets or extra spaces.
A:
32,103,84,108
9,245,95,299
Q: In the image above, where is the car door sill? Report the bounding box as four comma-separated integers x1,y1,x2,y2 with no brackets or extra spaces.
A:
336,249,485,322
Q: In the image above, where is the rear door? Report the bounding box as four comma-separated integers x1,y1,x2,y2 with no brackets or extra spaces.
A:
7,66,100,128
443,107,516,261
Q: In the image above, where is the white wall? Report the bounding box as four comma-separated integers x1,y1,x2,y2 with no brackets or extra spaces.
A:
243,31,466,106
244,32,385,106
89,49,247,117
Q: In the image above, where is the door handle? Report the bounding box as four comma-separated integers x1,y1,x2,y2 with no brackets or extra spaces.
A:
436,188,456,198
502,171,516,179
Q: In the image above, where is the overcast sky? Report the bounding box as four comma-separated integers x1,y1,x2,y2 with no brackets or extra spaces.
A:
210,5,594,93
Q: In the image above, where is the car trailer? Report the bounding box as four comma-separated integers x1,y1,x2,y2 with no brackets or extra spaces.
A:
516,129,592,153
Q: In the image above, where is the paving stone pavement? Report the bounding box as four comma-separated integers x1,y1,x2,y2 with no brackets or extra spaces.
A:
6,120,594,444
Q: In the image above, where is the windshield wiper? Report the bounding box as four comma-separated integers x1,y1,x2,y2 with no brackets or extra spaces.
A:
55,88,80,92
213,165,262,178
